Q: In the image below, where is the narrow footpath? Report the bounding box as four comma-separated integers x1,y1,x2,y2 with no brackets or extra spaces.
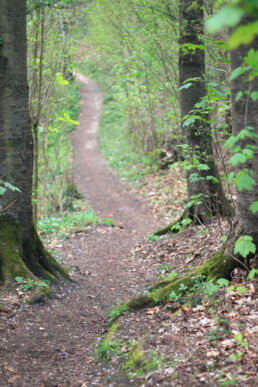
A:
0,75,163,386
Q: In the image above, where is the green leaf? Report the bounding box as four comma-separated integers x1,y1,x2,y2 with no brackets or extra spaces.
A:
230,66,247,81
15,276,24,283
235,171,256,191
236,91,243,101
197,163,210,171
249,201,258,214
206,6,244,34
224,136,237,149
236,129,255,140
229,153,246,166
183,116,196,127
229,23,258,49
242,148,254,159
206,175,219,183
250,91,258,101
244,48,258,70
234,333,243,343
234,235,256,258
179,82,192,90
236,286,248,294
227,171,235,183
4,181,21,192
247,268,258,280
0,186,7,195
217,278,230,287
181,218,192,227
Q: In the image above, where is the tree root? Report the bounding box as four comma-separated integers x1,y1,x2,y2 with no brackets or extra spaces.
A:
127,245,237,311
153,210,196,236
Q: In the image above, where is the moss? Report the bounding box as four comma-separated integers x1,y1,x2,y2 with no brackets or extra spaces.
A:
0,215,32,285
127,246,237,310
0,214,68,289
25,285,51,304
102,321,120,346
125,341,155,375
95,321,120,361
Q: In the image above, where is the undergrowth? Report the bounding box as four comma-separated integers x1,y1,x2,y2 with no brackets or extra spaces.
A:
38,200,113,240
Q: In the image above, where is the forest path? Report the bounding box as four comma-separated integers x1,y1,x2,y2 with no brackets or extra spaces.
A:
0,75,163,386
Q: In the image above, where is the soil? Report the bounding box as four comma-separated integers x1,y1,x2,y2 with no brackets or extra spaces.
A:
0,75,164,386
0,75,257,387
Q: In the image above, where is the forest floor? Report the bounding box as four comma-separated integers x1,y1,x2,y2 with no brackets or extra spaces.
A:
0,75,257,386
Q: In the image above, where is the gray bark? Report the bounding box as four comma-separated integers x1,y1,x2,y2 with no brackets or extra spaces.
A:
179,0,230,221
0,0,66,282
0,0,34,240
230,23,258,246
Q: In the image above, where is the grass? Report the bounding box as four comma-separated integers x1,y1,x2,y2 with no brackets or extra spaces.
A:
38,201,113,239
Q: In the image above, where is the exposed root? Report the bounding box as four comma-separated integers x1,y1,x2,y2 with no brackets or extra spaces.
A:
127,245,237,311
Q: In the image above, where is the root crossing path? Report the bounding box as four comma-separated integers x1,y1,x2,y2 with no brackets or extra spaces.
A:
0,75,163,386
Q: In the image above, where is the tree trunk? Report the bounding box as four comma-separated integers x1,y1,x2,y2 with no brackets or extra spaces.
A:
179,0,230,223
230,19,258,250
0,0,67,286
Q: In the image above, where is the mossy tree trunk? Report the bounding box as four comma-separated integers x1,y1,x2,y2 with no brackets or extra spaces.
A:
0,0,67,286
179,0,230,223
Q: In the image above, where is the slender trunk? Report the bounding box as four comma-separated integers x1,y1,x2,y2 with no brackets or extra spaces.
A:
230,19,258,248
179,0,230,222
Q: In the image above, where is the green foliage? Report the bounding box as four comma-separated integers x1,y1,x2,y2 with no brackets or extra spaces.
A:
146,233,164,242
0,180,21,196
96,339,125,361
108,301,127,324
206,1,258,47
233,332,249,348
206,6,244,34
229,21,258,48
247,268,258,279
38,204,109,238
234,235,256,258
15,276,50,291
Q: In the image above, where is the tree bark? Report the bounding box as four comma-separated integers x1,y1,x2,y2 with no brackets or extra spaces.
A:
230,20,258,250
179,0,230,223
0,0,67,286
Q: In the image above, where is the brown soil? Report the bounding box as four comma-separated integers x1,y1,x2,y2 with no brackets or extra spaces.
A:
1,75,257,387
0,75,164,386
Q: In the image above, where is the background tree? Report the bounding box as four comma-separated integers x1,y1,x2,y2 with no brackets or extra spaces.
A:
229,17,258,255
179,0,230,224
0,0,66,286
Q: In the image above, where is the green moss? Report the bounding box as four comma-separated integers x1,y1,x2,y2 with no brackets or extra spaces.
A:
103,321,120,346
25,284,51,304
95,321,121,361
0,214,68,289
125,341,156,375
127,246,237,310
0,215,32,285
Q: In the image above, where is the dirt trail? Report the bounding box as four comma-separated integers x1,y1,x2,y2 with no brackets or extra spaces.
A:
0,75,163,386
